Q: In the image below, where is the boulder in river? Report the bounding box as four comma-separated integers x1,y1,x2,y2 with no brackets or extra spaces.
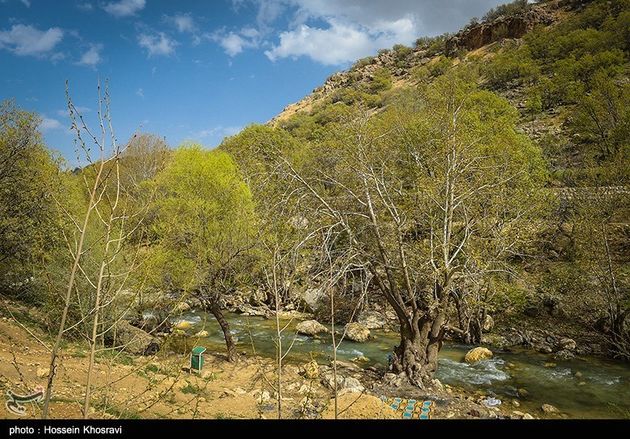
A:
553,349,575,361
174,320,192,331
344,322,371,342
464,347,493,363
541,403,559,414
296,320,329,336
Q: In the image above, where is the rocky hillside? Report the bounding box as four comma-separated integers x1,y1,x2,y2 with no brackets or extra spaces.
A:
270,0,573,125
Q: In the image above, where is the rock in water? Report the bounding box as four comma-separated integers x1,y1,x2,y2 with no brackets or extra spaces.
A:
174,320,192,330
296,320,329,336
344,322,371,342
553,349,575,361
541,403,559,414
464,347,493,363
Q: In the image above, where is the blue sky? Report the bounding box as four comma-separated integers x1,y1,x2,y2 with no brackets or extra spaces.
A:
0,0,506,166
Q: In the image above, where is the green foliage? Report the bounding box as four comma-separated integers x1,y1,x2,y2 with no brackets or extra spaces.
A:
482,45,540,89
351,56,375,70
571,73,630,167
522,0,629,106
392,44,414,68
415,34,451,56
483,0,530,22
180,382,203,395
427,56,452,77
144,145,256,296
366,67,393,93
0,100,65,296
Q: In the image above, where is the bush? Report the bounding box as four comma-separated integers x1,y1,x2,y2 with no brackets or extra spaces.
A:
428,56,452,77
483,0,530,22
367,67,392,93
352,56,374,70
482,46,540,89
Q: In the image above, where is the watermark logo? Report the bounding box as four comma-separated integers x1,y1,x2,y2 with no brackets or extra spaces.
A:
5,386,44,416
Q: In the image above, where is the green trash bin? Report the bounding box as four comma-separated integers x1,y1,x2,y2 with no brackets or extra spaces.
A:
191,346,206,373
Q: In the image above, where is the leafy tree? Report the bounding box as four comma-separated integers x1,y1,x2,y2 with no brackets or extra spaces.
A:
483,0,530,22
146,145,256,361
0,100,63,296
273,70,548,385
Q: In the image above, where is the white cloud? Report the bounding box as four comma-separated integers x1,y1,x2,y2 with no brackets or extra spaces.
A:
169,13,196,33
194,125,242,140
0,24,63,58
103,0,145,18
136,88,144,98
77,43,102,67
138,32,177,57
266,16,417,65
212,27,260,57
219,33,249,57
20,0,31,7
39,117,62,132
233,0,506,65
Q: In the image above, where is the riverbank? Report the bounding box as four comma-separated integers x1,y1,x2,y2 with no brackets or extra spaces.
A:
0,310,548,420
2,299,629,420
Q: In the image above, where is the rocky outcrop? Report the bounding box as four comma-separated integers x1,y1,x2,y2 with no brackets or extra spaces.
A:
322,373,365,393
301,288,326,313
344,322,371,342
358,310,388,330
446,5,557,55
464,347,494,363
111,321,160,356
296,320,329,336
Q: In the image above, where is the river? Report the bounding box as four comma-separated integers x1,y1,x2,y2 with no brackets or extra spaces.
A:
163,310,630,419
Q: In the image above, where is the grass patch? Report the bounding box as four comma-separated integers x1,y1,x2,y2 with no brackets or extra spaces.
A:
180,382,202,395
145,363,160,373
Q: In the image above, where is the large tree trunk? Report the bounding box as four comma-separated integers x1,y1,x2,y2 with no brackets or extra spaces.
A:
209,300,237,362
390,310,446,386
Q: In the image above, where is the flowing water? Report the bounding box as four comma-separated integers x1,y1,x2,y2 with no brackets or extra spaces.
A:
164,310,630,419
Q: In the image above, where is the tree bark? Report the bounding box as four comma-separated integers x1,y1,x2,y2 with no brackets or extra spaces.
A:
390,309,446,386
209,300,237,362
